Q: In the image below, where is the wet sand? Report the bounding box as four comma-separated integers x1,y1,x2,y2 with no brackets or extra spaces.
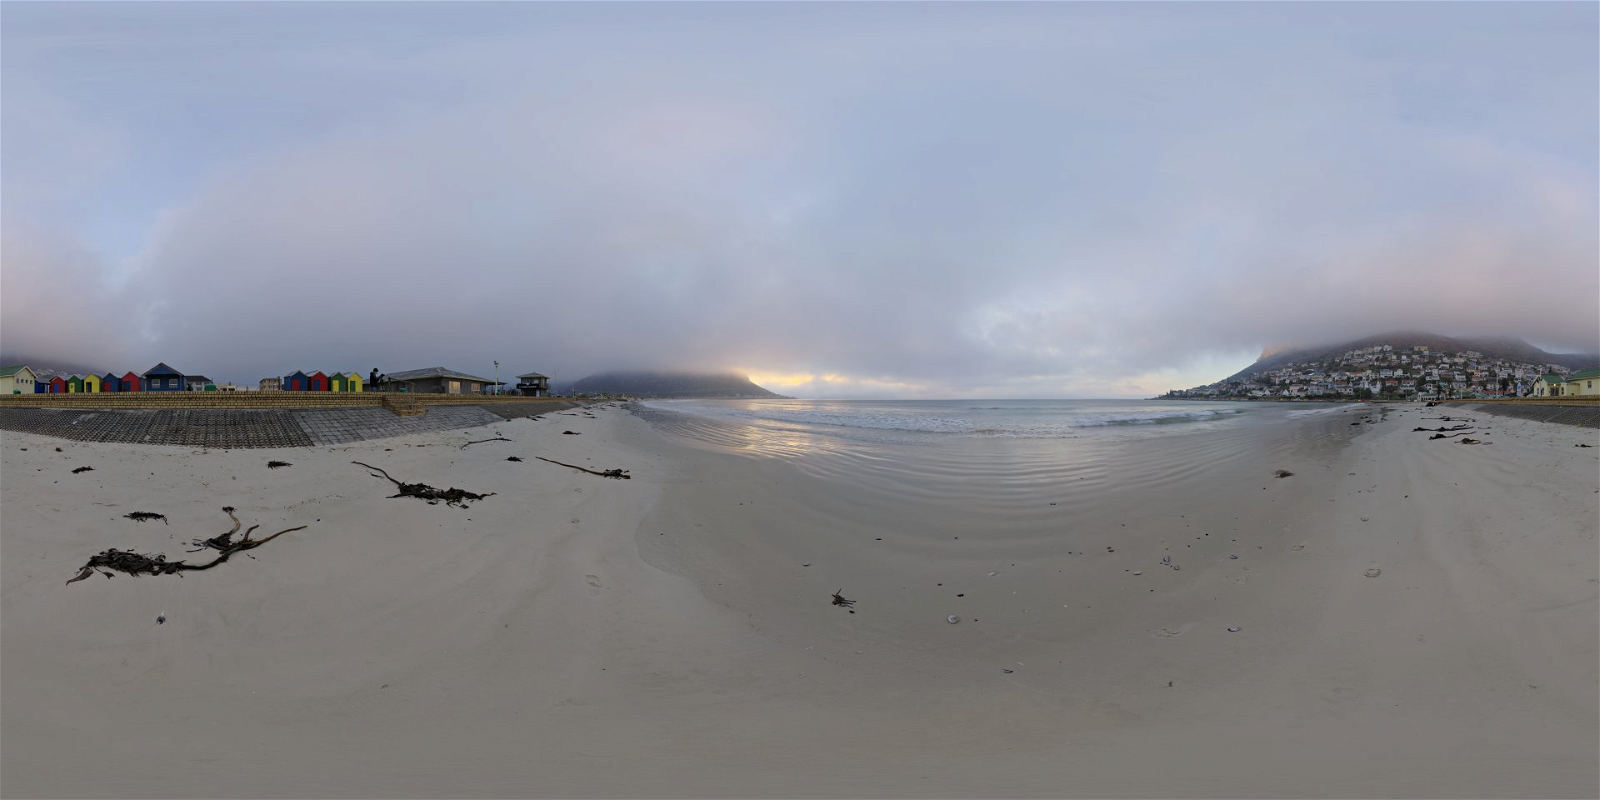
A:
2,403,1595,797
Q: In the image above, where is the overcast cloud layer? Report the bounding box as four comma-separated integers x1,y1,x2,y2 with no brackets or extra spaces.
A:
3,3,1595,397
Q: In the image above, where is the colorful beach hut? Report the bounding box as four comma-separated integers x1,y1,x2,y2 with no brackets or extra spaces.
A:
283,371,309,392
143,363,186,392
346,372,363,392
119,371,142,392
48,376,66,394
65,375,84,393
81,374,102,393
101,372,121,393
329,372,364,392
307,371,329,392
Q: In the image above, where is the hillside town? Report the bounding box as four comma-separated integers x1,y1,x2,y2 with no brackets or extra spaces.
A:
1166,344,1600,401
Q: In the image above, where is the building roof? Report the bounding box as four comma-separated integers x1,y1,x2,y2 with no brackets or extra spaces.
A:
144,362,182,376
1567,368,1600,381
517,372,548,379
0,365,30,377
187,375,212,383
384,366,495,384
1538,373,1566,383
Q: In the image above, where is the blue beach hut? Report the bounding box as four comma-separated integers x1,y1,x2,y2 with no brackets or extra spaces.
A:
283,371,309,392
143,363,186,392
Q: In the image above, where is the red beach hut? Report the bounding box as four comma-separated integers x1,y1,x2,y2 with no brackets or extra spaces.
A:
119,371,142,392
307,371,329,391
48,376,66,394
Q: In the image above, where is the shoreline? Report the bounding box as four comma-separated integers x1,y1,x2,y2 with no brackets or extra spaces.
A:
2,402,1595,797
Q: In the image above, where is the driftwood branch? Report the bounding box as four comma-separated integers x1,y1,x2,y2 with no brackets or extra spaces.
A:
460,437,514,449
68,508,306,585
352,461,496,506
533,456,631,480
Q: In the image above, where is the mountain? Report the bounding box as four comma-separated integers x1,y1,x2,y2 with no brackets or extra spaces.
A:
0,354,111,380
1223,332,1598,383
562,371,790,399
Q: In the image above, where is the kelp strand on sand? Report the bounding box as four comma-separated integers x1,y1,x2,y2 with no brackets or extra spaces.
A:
533,456,630,480
460,437,514,449
68,508,305,585
124,511,167,524
352,461,496,507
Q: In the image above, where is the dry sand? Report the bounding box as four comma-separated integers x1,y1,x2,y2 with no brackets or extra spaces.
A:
2,404,1595,797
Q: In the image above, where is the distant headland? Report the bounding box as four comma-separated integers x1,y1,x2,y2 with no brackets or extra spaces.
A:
561,371,791,400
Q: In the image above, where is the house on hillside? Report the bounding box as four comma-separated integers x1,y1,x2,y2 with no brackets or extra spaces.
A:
376,367,497,394
143,363,186,392
0,365,37,395
516,371,551,397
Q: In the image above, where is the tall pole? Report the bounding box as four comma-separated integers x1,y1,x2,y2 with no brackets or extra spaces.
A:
494,361,499,396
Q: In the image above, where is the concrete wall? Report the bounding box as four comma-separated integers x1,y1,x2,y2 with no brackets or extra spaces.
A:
0,392,572,410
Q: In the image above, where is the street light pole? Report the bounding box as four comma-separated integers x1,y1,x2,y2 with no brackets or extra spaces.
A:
493,361,499,396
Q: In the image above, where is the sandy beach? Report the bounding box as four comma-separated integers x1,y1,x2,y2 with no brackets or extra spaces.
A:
2,403,1596,798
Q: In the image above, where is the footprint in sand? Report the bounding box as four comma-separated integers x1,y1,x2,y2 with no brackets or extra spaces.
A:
586,574,602,589
1292,543,1307,551
1152,625,1192,638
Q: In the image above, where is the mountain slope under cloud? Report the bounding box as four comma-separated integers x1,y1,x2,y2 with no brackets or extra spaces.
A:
564,371,789,399
1223,332,1598,383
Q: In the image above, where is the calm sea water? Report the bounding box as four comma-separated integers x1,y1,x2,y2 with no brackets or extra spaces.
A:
634,397,1373,547
638,398,1351,451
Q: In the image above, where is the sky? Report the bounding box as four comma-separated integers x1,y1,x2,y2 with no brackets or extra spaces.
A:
2,2,1596,398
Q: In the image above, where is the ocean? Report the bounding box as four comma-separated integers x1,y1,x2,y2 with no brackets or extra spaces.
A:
634,398,1368,517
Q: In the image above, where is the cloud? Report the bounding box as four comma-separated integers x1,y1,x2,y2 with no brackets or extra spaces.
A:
2,3,1595,394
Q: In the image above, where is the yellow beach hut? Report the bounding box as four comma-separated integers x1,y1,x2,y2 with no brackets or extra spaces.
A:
345,372,363,392
81,373,102,393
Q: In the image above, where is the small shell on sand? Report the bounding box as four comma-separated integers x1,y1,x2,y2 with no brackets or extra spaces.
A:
1364,567,1382,578
947,615,960,624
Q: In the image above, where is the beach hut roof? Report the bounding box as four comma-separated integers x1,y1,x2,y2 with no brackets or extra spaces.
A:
144,362,182,377
0,365,32,377
384,366,495,383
